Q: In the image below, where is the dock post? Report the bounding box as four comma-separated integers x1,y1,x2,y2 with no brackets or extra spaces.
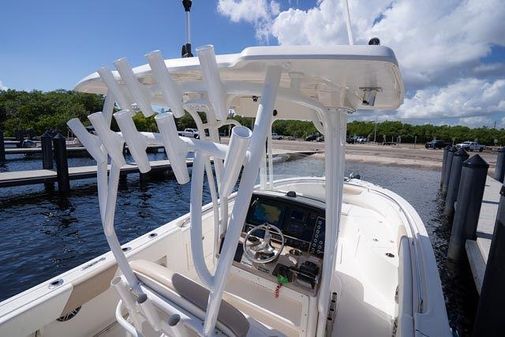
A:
447,155,489,260
444,148,469,217
442,146,456,196
53,133,70,193
0,130,5,163
472,190,505,337
494,147,505,183
440,145,450,188
41,131,54,169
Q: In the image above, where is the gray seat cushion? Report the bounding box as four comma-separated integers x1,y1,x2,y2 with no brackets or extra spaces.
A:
130,260,249,337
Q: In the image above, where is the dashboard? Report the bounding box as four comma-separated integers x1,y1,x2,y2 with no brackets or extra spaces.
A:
244,192,326,257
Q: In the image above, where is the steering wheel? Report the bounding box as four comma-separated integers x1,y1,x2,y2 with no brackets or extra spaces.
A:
243,223,285,264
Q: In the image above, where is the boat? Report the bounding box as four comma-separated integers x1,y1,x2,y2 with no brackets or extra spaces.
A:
0,9,451,337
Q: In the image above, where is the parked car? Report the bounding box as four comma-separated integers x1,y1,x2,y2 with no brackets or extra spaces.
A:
355,136,368,143
305,134,320,141
456,141,484,152
271,133,283,140
178,128,199,138
425,140,449,149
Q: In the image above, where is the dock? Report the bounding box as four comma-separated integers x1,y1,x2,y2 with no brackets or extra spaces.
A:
4,145,165,156
465,175,501,294
0,160,188,188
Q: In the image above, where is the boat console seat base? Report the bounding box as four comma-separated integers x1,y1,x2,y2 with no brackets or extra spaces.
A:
130,260,250,337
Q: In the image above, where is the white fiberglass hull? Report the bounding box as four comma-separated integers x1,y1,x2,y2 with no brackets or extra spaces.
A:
0,178,450,337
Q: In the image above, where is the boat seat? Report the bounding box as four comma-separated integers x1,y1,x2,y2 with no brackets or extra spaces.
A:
130,260,249,337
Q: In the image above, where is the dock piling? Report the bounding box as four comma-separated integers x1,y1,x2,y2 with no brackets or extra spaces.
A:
472,190,505,337
444,148,469,217
494,147,505,183
0,130,5,163
448,155,489,260
53,133,70,193
442,146,456,195
41,131,54,170
440,145,450,188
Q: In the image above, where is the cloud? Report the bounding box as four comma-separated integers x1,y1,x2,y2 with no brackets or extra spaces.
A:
217,0,279,40
0,80,7,91
217,0,505,125
399,79,505,118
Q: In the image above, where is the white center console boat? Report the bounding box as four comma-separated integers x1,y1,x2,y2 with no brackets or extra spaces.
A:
0,43,451,337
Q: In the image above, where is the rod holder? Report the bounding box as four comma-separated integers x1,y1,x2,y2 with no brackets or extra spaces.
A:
97,67,131,110
67,118,107,164
155,112,190,184
114,110,151,173
88,112,126,168
137,293,161,331
146,50,185,118
112,277,143,328
221,126,252,197
197,45,227,120
114,58,155,117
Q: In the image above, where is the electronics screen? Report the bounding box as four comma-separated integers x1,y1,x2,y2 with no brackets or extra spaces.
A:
247,200,285,227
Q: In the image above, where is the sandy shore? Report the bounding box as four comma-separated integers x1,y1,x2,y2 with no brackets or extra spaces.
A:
220,137,498,171
270,140,498,171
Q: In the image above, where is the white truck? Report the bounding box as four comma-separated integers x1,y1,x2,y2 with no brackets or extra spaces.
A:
178,128,199,138
456,141,484,152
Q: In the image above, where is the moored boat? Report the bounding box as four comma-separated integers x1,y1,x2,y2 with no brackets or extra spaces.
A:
0,13,451,336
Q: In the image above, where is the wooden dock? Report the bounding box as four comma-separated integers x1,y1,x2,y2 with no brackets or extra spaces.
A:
0,160,189,188
465,175,501,293
4,145,165,155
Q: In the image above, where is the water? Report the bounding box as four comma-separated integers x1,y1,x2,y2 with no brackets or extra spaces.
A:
0,155,476,336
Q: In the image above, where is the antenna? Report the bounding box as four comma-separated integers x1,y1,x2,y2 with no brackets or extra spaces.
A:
342,0,354,45
181,0,193,57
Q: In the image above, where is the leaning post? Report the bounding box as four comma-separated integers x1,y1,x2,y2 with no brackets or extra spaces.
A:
53,133,70,193
440,145,450,188
0,130,5,163
444,148,469,217
447,155,489,260
472,188,505,336
494,147,505,183
442,146,457,195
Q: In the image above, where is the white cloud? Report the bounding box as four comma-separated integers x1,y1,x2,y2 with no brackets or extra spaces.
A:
217,0,505,125
217,0,279,40
0,80,7,91
399,79,505,118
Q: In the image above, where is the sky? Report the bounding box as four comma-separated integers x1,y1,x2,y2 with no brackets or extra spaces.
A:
1,0,504,127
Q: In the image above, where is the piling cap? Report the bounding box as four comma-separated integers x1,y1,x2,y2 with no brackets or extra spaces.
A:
455,148,469,159
463,154,489,168
53,132,65,140
445,145,452,151
449,146,457,152
41,131,52,139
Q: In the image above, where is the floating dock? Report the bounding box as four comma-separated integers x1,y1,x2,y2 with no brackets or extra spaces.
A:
465,175,501,294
